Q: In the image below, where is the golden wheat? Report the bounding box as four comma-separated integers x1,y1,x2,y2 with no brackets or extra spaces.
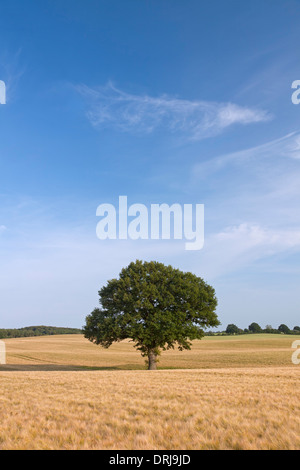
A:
0,368,299,450
0,334,299,450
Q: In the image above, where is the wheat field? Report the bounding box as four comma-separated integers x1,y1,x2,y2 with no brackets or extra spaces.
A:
0,334,299,450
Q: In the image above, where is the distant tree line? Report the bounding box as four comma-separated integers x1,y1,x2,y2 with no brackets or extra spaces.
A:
0,326,83,339
206,323,300,336
1,322,299,339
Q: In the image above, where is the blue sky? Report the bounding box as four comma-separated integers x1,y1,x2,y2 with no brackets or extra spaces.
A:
0,0,300,330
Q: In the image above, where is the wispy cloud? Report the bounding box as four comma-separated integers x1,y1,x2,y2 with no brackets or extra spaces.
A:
196,223,300,280
76,82,271,140
193,131,300,180
185,131,300,281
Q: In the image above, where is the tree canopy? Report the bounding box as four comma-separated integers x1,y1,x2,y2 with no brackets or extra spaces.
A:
0,326,82,339
278,324,291,335
84,260,219,369
248,322,262,334
225,324,241,335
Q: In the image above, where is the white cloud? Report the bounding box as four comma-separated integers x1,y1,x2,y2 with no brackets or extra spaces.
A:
216,223,300,251
76,82,271,140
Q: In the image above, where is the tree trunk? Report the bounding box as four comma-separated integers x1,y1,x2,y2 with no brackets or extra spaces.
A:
148,349,157,370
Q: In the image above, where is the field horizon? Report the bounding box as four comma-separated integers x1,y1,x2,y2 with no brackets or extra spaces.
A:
1,332,299,371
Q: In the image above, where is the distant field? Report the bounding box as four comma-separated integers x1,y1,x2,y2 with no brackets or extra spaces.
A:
1,333,299,370
0,334,299,450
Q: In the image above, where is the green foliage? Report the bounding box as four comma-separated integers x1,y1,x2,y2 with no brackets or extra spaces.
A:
264,326,279,334
225,324,240,335
206,324,300,336
248,322,262,334
84,260,219,364
0,326,82,339
278,324,291,334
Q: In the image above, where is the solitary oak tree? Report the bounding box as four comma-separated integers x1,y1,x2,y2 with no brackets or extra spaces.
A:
84,260,219,370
